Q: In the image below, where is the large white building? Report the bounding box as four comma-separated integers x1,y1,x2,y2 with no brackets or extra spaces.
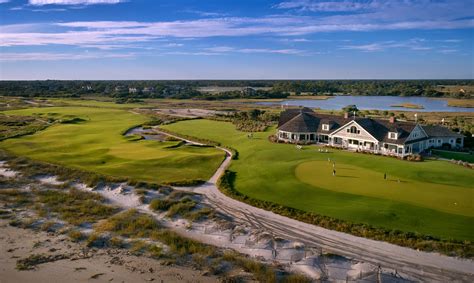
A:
277,108,464,157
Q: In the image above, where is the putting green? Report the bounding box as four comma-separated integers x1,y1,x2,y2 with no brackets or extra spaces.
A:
162,119,474,240
0,106,224,184
295,161,473,217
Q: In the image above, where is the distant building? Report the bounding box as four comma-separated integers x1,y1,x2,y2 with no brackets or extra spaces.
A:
242,87,257,96
128,87,138,94
143,87,154,93
277,108,464,157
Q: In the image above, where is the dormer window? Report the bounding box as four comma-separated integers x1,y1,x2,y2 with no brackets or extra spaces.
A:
388,132,398,140
347,126,360,134
322,124,330,131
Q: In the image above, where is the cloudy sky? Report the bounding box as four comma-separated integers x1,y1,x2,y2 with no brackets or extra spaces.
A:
0,0,473,79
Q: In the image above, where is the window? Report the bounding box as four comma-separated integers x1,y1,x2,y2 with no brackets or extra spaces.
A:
349,126,359,134
388,132,398,140
322,124,330,131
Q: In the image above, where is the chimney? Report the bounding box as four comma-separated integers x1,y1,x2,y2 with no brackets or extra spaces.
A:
344,112,349,119
389,116,396,123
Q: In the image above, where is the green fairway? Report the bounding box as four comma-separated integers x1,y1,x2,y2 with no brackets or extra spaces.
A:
296,161,472,217
162,119,474,240
0,107,224,184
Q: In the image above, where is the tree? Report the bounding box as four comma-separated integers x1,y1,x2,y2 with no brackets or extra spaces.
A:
342,104,359,113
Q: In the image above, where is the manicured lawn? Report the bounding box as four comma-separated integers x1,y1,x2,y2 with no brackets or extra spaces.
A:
0,107,224,184
162,119,474,240
432,149,474,163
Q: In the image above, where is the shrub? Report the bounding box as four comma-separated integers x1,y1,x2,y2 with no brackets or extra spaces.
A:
68,230,85,242
40,221,56,232
149,199,174,211
95,209,160,238
36,189,117,225
109,236,125,248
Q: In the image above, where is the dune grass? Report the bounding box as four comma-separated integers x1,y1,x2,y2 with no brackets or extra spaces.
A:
0,106,224,184
162,119,474,240
36,189,117,225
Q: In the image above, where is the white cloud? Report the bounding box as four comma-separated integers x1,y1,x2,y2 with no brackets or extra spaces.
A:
0,52,134,61
205,46,304,55
28,0,122,5
340,39,435,52
275,0,374,12
0,0,11,4
438,49,458,54
0,11,472,50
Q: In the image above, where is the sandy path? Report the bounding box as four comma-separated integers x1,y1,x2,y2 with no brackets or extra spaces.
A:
154,129,474,282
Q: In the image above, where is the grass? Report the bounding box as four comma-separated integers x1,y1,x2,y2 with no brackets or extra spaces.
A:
390,103,424,109
149,191,215,221
36,189,117,225
446,99,474,108
432,149,474,163
95,209,160,238
295,161,472,217
0,106,224,184
0,189,32,208
0,114,50,141
162,119,474,241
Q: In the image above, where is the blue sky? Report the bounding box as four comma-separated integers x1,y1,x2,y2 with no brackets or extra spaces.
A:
0,0,473,79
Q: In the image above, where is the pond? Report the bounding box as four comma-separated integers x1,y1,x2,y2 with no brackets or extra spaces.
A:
257,96,473,112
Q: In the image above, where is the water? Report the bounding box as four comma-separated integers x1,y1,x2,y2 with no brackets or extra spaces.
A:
257,96,473,112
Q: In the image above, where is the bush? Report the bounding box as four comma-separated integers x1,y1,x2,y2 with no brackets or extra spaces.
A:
95,209,160,238
149,199,174,211
36,189,117,225
68,230,85,242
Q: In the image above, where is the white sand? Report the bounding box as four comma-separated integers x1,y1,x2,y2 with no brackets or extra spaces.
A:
0,220,220,283
0,161,20,178
35,176,65,186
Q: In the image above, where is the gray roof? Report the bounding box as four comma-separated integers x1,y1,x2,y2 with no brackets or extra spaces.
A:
278,109,463,145
277,107,313,128
422,125,464,138
279,112,319,133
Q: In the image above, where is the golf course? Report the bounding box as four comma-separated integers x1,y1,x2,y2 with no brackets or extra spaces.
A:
161,119,474,241
0,106,224,184
1,103,473,241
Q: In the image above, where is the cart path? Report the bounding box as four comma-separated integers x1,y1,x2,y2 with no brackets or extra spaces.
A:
156,128,474,282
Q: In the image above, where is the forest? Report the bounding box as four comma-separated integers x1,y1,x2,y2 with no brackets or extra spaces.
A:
0,80,472,99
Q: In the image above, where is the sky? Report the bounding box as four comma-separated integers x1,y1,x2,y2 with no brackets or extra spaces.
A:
0,0,473,80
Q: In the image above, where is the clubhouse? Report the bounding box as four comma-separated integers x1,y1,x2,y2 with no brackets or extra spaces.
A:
277,108,464,157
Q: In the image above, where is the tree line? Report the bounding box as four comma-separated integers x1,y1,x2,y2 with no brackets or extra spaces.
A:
0,80,472,99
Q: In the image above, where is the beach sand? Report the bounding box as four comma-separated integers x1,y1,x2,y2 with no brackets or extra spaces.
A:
0,220,219,283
